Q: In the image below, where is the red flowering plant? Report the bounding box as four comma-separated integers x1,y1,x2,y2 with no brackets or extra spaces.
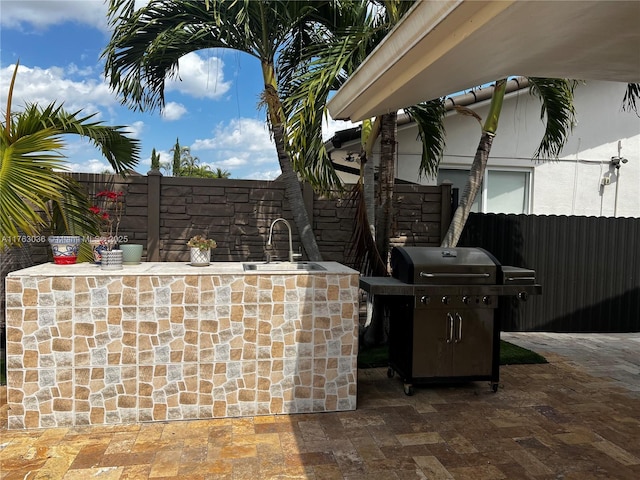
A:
89,190,125,248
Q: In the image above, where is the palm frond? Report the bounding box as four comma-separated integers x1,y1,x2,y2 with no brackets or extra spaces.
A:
104,0,232,111
283,24,381,192
405,100,447,179
281,1,417,192
0,129,73,244
1,62,137,247
528,78,577,159
104,0,333,112
49,178,100,236
14,103,140,174
622,83,640,116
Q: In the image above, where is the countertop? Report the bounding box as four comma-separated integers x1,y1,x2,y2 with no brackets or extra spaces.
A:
7,261,359,277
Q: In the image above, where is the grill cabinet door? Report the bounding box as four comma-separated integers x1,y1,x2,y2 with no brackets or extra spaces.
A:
412,308,454,377
449,307,494,376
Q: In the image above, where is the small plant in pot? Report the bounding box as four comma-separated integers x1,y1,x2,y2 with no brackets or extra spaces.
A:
187,234,216,266
88,189,125,267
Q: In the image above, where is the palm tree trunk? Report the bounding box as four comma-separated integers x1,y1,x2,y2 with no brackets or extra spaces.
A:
262,63,322,261
441,132,495,247
272,124,322,261
362,117,380,240
363,154,375,237
375,112,397,267
441,78,507,248
362,112,397,348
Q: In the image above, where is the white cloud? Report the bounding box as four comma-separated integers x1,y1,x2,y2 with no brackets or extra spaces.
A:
161,102,187,121
0,0,110,31
67,63,95,77
193,118,273,151
66,158,113,174
208,156,247,168
166,51,232,100
0,63,116,113
126,121,145,139
243,169,282,181
189,118,277,178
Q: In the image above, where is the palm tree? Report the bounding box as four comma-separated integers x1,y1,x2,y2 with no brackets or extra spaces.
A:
213,167,231,179
284,4,582,345
177,146,200,176
173,145,231,178
284,0,446,274
102,0,355,261
186,166,232,179
0,62,140,248
441,78,578,247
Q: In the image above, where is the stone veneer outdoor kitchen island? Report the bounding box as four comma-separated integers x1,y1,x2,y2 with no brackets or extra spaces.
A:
5,261,359,429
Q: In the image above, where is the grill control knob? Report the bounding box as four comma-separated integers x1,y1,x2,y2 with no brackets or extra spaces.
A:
420,295,430,305
482,296,492,305
462,296,471,305
441,296,450,305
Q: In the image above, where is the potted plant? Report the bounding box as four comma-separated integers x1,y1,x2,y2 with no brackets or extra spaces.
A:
47,235,83,264
89,189,125,268
187,234,217,266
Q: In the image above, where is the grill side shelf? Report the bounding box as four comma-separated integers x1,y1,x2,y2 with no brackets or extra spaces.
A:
359,277,541,297
359,277,416,295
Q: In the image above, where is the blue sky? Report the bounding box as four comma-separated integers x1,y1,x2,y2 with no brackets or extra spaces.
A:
0,0,355,179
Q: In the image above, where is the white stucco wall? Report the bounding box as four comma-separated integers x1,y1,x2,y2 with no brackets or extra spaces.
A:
532,82,640,217
384,81,640,218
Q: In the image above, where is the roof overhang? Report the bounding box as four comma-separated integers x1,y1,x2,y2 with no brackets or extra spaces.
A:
327,0,640,121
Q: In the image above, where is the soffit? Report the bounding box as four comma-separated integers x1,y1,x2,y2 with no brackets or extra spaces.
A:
328,0,640,121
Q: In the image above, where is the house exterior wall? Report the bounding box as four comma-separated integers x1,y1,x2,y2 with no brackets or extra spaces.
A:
360,81,640,218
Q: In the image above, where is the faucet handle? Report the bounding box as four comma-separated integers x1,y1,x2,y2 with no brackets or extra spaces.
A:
291,252,303,260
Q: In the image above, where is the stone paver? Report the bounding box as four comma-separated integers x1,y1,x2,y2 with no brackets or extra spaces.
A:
503,332,640,396
1,332,639,479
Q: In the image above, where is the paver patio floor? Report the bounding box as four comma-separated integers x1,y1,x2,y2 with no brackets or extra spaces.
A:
1,332,639,479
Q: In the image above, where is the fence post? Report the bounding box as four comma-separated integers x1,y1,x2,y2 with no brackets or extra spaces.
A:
147,169,162,261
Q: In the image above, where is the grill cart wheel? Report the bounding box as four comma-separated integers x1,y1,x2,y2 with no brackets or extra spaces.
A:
403,384,414,396
491,382,499,393
387,367,395,378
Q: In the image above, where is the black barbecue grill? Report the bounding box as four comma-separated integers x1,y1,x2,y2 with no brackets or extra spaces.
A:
359,246,541,395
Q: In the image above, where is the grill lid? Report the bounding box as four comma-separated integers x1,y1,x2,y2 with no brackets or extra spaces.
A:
390,247,500,285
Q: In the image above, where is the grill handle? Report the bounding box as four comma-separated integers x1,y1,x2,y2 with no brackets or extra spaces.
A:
505,276,536,282
446,313,454,343
420,272,491,278
455,313,463,343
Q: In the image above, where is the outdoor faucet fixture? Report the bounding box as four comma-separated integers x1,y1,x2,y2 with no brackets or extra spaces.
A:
267,218,302,262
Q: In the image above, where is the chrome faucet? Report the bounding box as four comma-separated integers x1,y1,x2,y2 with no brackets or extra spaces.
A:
267,218,302,262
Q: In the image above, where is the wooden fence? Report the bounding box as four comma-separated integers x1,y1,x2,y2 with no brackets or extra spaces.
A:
63,173,451,263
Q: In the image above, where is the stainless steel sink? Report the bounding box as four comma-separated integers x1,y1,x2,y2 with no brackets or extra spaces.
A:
242,262,326,272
